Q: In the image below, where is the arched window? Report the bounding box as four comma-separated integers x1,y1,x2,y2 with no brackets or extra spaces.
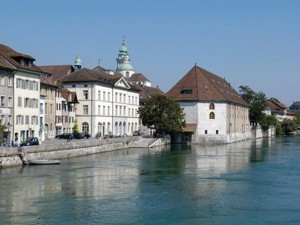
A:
82,122,89,133
209,112,215,119
209,103,215,110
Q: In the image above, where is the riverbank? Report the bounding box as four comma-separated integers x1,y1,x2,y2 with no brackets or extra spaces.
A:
0,136,170,169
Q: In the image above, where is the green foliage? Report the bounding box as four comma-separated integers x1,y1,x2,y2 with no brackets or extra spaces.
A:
294,112,300,127
73,119,79,133
259,114,277,131
281,119,297,135
239,85,267,124
138,94,186,134
276,123,284,136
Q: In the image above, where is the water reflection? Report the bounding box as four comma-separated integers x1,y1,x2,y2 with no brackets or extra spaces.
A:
0,137,291,225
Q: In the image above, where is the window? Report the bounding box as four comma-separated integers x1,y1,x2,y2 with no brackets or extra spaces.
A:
107,92,110,101
82,122,89,133
8,77,12,87
18,97,22,107
0,76,5,85
180,89,193,94
216,130,219,134
119,93,122,103
209,112,215,119
98,105,101,115
83,105,88,115
45,103,48,114
25,115,29,125
17,79,21,88
84,84,88,87
98,91,101,100
103,91,106,101
83,90,88,100
205,130,208,134
103,106,105,115
0,96,4,106
50,104,53,114
115,92,118,102
8,97,12,107
108,106,110,115
209,103,215,110
72,84,76,88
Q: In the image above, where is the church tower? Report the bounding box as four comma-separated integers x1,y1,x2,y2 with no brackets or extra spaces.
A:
74,54,82,70
116,39,135,78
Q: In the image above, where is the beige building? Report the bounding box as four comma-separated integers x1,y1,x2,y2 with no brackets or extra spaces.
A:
0,44,44,143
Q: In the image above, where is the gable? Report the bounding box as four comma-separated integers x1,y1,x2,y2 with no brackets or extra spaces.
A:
114,77,130,89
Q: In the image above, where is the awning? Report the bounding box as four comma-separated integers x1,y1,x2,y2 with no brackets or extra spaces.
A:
182,123,197,132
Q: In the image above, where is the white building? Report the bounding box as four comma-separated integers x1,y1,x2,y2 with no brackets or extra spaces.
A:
167,65,251,144
61,68,140,137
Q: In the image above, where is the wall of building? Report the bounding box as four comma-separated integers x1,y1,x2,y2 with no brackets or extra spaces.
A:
14,71,40,143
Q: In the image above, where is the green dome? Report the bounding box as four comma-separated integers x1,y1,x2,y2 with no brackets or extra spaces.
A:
118,63,133,71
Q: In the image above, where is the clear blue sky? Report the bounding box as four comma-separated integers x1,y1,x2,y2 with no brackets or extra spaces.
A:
1,0,299,105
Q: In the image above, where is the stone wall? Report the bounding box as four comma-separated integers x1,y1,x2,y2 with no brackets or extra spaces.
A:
0,136,170,169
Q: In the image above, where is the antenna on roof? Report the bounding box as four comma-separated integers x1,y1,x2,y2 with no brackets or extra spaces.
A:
195,63,197,67
122,34,125,43
98,58,101,66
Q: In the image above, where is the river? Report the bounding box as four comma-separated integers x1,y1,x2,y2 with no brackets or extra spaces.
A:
1,136,300,225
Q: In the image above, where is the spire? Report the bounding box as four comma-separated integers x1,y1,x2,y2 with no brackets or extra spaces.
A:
74,54,82,70
116,37,134,77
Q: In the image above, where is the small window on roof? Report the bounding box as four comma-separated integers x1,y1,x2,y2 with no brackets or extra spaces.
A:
180,89,193,94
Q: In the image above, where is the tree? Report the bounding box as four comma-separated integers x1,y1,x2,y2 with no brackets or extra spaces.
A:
73,119,79,133
239,85,268,124
281,119,297,135
138,94,186,134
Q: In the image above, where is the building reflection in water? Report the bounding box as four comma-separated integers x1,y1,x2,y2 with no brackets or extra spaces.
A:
0,137,276,224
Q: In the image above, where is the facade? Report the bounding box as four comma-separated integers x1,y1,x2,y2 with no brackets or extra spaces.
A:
0,44,44,144
0,55,14,144
116,40,135,78
40,64,78,136
40,74,57,140
61,68,140,137
267,98,294,121
167,65,251,144
61,88,78,134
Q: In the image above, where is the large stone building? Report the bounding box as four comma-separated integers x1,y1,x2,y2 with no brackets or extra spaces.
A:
167,65,251,144
61,68,140,137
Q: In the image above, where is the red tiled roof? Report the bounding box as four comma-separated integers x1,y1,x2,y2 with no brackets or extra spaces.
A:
127,73,150,82
61,88,78,103
39,65,74,80
134,84,165,102
267,98,288,114
40,74,57,87
167,65,248,106
0,54,15,70
0,44,43,73
182,123,197,132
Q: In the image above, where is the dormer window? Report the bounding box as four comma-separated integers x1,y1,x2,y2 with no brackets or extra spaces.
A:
20,59,25,66
28,61,32,68
180,89,193,94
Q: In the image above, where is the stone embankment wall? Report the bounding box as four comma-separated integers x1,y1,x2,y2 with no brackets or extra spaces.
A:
0,136,171,169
